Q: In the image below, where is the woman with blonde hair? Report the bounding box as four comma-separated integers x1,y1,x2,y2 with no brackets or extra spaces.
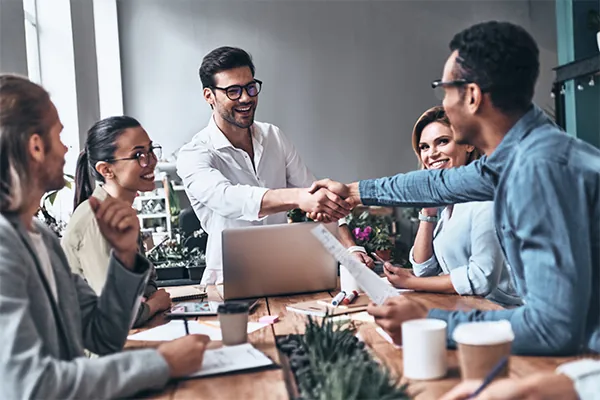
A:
383,106,520,306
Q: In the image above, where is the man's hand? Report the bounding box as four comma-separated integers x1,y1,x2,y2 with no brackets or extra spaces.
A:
440,373,577,400
308,180,362,220
146,289,172,315
158,335,211,378
367,296,428,345
383,262,416,289
89,195,140,269
297,188,351,221
352,251,375,268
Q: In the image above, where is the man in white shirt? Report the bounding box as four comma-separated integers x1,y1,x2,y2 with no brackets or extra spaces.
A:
177,47,373,284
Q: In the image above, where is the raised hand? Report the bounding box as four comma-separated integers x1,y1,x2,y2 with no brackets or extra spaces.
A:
89,194,140,268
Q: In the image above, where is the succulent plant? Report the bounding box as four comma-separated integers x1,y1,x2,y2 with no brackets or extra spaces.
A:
277,315,409,400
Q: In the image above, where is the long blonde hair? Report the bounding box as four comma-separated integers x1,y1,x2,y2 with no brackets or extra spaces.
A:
0,74,52,212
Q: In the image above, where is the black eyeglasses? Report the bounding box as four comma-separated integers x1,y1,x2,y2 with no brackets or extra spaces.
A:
212,79,262,101
431,79,472,100
105,145,162,168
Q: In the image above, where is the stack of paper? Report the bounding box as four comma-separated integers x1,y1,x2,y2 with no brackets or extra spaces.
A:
127,320,268,342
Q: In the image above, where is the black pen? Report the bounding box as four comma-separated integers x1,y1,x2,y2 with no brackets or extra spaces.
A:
467,356,508,399
183,317,190,335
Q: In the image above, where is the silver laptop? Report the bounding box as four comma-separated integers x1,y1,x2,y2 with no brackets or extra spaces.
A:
222,222,339,300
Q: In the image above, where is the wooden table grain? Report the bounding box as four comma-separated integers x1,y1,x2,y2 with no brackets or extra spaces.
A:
129,287,596,400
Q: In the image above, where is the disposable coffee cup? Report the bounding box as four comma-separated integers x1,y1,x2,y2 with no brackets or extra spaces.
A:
453,320,514,380
217,302,249,346
402,318,448,380
340,265,361,293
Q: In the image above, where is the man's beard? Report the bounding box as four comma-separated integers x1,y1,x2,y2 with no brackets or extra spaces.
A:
219,107,255,129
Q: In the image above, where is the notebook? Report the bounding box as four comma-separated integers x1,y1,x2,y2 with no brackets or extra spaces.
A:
164,285,207,302
286,294,370,317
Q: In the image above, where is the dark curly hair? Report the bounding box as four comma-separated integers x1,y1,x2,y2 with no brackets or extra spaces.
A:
199,47,255,89
449,21,539,113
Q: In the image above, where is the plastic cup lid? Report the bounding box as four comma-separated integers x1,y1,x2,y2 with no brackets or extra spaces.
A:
452,320,515,346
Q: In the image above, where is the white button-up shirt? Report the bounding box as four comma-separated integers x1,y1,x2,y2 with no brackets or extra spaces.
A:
177,117,316,284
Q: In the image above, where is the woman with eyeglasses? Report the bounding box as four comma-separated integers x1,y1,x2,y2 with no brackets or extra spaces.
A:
62,116,171,327
382,106,521,307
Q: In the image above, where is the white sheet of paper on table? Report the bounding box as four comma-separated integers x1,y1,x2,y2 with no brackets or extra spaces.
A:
127,320,268,342
311,225,399,304
188,343,274,378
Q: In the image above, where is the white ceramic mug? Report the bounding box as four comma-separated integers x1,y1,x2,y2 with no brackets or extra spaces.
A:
402,318,447,380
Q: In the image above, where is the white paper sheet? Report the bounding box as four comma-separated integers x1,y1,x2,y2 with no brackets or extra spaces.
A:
127,320,268,341
188,343,274,378
311,225,398,304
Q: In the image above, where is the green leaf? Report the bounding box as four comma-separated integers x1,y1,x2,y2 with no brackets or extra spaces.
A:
47,191,58,205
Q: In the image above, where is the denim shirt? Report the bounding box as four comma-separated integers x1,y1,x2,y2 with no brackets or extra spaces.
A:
359,105,600,356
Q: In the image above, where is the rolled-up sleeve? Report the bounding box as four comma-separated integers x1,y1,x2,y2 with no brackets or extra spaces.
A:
409,246,441,277
449,203,504,296
177,144,268,221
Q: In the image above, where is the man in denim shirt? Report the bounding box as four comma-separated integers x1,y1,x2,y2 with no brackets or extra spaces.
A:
311,22,600,356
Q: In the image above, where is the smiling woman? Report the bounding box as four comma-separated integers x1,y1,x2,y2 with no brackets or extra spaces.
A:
384,106,522,307
61,116,172,328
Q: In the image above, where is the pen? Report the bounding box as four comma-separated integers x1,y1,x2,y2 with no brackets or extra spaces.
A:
467,356,508,399
183,317,190,335
331,291,346,307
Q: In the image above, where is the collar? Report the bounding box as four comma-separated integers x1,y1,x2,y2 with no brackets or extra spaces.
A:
207,115,263,150
483,104,548,176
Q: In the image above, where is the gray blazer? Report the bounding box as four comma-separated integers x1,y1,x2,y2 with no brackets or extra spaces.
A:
0,213,170,399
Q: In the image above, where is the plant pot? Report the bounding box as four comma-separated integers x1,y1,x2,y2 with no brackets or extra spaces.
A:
375,249,392,262
186,263,206,281
154,264,188,280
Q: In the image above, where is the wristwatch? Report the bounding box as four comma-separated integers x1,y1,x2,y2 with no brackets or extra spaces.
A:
418,212,438,223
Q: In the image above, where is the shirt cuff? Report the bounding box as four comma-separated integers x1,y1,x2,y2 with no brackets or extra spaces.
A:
246,187,270,221
338,216,349,226
449,266,475,295
408,247,438,276
556,359,600,399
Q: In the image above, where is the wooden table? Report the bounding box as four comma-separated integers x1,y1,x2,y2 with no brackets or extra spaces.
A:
128,287,596,400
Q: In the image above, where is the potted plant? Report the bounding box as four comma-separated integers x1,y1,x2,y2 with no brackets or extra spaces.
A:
276,316,409,399
371,226,393,261
287,208,307,223
147,238,188,280
589,9,600,52
347,211,395,261
37,173,74,237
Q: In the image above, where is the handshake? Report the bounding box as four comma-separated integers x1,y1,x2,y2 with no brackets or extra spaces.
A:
299,179,360,222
